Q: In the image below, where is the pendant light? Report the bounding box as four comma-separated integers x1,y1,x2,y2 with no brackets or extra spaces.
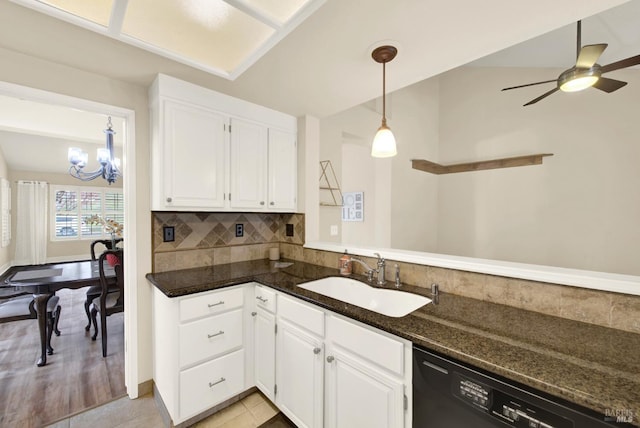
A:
371,45,398,158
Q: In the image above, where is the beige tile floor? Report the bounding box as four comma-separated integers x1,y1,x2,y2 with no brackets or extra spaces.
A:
46,391,279,428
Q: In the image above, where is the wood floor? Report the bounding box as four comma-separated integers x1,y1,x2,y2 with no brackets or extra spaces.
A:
0,287,125,427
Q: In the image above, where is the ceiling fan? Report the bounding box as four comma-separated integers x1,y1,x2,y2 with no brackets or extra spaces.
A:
502,20,640,106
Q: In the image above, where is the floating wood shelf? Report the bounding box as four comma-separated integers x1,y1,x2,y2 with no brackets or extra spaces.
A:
411,153,553,175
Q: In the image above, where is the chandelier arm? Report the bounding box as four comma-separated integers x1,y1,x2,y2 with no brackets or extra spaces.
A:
69,165,105,182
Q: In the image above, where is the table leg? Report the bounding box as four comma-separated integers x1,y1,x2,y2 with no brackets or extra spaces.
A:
33,293,53,367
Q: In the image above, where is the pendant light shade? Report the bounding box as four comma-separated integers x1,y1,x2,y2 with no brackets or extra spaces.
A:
371,45,397,158
372,120,397,157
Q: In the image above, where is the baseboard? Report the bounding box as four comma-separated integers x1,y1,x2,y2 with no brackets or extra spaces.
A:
138,379,154,397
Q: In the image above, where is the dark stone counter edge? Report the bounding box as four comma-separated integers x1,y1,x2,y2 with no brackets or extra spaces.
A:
146,265,640,427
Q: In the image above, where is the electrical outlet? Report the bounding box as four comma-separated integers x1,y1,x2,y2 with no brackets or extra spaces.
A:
235,223,244,237
286,224,294,237
163,226,175,242
330,225,338,236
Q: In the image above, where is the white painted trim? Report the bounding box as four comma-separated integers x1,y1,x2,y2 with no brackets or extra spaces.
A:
305,241,640,296
0,80,139,397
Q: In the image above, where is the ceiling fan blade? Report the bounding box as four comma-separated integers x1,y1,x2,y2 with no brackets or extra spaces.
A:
523,87,560,106
600,54,640,73
592,77,627,93
501,79,557,91
575,44,607,68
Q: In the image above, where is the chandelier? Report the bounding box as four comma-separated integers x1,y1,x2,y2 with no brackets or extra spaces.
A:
68,116,121,185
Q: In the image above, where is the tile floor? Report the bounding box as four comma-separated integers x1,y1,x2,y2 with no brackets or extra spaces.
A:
46,391,280,428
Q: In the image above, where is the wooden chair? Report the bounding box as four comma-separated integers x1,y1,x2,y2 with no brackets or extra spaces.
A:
83,238,123,331
0,288,62,355
90,249,124,357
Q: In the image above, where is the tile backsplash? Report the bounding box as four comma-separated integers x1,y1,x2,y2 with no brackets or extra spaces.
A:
151,212,640,334
152,212,304,272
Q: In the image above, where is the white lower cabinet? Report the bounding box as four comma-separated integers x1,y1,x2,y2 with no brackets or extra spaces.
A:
179,349,245,418
276,295,325,428
253,285,277,401
325,341,405,428
273,293,410,428
152,285,253,425
153,282,411,427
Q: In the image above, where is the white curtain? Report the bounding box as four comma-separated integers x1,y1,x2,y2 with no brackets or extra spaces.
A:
15,181,48,265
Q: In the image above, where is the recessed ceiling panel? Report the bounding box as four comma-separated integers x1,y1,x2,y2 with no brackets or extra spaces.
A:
37,0,113,27
243,0,312,24
121,0,275,73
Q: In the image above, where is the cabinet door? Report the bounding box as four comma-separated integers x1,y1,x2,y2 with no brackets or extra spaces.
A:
229,118,267,209
254,308,276,401
325,346,404,428
276,319,324,428
162,99,226,209
267,129,297,211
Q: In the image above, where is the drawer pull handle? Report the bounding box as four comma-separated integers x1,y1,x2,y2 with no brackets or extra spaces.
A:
208,301,224,308
326,355,334,363
207,330,224,339
313,347,321,355
256,296,268,303
209,377,226,387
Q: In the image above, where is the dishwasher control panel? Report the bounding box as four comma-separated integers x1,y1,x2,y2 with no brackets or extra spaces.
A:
453,373,573,428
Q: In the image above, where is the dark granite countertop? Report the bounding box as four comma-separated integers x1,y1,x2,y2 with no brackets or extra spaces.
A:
147,259,640,426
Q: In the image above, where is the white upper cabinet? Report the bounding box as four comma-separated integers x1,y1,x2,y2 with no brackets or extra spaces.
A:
268,129,297,210
160,99,227,210
230,118,268,209
150,74,297,212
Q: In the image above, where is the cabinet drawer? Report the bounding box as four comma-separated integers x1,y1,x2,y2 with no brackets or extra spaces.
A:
279,294,324,337
179,349,245,420
255,285,276,313
180,287,244,323
180,309,243,368
328,316,404,376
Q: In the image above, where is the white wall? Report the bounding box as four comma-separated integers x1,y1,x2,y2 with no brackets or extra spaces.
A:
0,46,153,387
319,79,440,251
320,65,640,276
0,146,10,271
437,66,640,275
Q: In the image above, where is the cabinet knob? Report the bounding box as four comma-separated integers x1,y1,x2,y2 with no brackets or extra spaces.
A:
260,201,265,205
313,347,321,355
166,197,172,203
326,355,334,363
270,202,275,206
251,311,257,317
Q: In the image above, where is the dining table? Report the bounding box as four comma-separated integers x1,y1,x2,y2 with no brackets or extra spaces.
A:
3,260,115,366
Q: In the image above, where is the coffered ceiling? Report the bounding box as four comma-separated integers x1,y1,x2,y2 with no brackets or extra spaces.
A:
11,0,325,80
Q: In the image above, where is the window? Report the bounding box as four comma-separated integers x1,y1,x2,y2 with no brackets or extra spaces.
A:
51,185,124,241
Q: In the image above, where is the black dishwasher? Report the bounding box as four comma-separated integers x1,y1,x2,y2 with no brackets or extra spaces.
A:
413,346,634,428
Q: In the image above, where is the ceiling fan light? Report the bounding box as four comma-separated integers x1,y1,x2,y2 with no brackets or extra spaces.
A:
558,66,601,92
371,123,397,158
560,75,599,92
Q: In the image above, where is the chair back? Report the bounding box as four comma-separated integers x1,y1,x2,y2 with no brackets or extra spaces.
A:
98,249,124,312
90,238,124,261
